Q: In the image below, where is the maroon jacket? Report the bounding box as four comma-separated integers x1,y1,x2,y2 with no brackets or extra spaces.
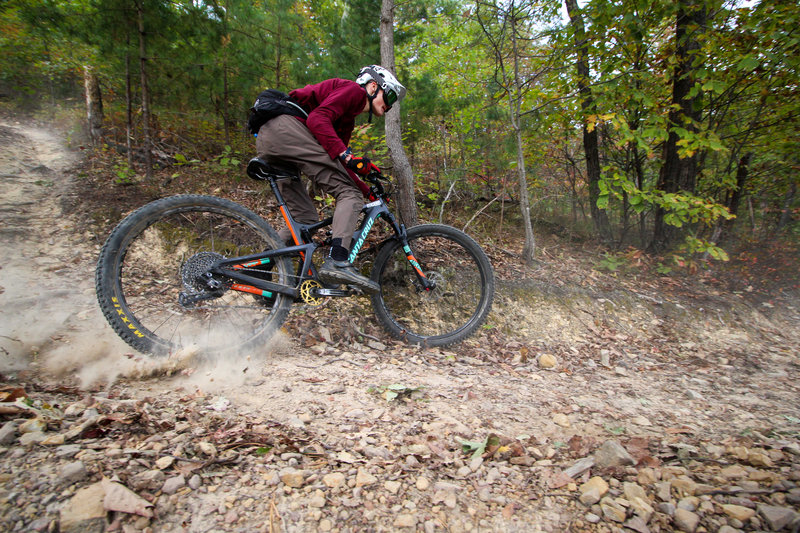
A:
290,79,371,197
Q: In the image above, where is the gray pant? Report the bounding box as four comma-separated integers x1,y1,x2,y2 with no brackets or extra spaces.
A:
255,115,363,249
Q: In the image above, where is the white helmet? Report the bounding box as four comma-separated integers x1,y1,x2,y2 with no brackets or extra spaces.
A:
356,65,406,107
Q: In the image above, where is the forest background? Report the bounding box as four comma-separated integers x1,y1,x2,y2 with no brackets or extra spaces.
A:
1,0,798,273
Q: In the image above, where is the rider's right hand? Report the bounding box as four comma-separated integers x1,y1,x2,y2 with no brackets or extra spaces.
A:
346,155,380,176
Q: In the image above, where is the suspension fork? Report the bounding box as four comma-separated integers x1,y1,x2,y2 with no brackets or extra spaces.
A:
380,210,435,292
399,236,435,291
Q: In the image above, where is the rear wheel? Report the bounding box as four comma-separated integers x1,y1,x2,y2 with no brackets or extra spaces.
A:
370,224,494,347
95,195,293,356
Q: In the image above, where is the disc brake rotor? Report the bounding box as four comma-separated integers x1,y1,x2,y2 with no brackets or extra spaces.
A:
420,271,445,300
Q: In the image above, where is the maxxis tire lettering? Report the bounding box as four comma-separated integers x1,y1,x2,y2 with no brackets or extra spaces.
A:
95,195,292,356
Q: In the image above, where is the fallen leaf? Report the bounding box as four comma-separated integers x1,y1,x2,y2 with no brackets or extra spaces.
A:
666,426,693,434
568,435,596,457
101,479,154,518
545,470,574,489
0,386,27,403
626,437,651,460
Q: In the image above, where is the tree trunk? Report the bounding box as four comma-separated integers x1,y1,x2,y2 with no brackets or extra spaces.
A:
221,1,231,146
222,56,230,146
720,152,752,238
137,0,153,180
651,0,706,251
475,0,535,262
778,181,797,231
125,48,134,169
514,117,536,263
380,0,418,227
509,12,535,264
83,65,104,146
630,144,648,247
565,0,612,243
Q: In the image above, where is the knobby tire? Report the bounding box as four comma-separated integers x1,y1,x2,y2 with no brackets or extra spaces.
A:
370,224,494,347
95,195,292,356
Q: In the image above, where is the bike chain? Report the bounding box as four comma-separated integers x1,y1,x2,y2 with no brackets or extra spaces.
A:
184,255,321,307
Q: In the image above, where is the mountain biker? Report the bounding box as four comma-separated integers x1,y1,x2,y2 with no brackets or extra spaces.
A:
254,65,406,294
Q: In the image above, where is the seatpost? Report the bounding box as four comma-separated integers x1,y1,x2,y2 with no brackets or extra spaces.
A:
267,177,286,207
267,175,306,246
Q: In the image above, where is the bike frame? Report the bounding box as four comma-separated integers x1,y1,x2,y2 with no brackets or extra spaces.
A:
207,172,432,301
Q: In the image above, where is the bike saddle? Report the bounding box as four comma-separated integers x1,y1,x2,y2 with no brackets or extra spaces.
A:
246,157,300,181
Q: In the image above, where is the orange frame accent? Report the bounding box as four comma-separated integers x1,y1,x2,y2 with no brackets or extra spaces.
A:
231,283,265,295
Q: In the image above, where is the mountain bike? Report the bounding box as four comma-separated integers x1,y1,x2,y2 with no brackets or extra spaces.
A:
95,157,495,356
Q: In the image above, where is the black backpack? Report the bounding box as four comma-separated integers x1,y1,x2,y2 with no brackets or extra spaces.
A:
247,89,308,135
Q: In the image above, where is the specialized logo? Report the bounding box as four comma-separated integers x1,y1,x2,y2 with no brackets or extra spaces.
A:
112,296,145,338
348,216,376,263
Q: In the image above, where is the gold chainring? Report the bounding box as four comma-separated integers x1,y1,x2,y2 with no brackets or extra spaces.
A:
300,279,324,306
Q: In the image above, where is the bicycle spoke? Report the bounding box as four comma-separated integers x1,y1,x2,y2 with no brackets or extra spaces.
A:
96,196,293,355
372,224,493,347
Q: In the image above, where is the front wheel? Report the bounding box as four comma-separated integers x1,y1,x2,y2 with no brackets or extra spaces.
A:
370,224,494,347
95,195,293,356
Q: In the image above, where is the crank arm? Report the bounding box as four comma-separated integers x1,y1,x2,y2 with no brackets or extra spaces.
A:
313,288,359,297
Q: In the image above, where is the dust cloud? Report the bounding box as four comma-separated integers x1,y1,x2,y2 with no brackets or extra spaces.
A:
0,120,109,374
38,329,293,392
0,119,287,392
155,330,294,395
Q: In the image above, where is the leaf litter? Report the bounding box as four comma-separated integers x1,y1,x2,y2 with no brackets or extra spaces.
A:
1,119,799,532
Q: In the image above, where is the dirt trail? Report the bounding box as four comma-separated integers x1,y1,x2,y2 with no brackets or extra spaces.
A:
1,122,799,532
0,121,130,374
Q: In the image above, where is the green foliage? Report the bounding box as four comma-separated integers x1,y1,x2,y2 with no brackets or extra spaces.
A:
655,263,672,275
215,146,242,169
1,0,796,264
350,123,388,166
598,171,734,229
112,160,136,184
368,383,423,402
173,153,199,166
456,434,500,460
0,1,86,104
313,192,335,207
595,252,625,273
604,424,626,436
676,236,729,263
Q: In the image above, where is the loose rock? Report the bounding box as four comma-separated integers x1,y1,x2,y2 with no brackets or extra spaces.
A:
673,508,700,533
594,440,635,468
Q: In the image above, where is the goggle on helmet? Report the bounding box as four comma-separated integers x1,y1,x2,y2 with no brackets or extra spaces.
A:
356,65,406,108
